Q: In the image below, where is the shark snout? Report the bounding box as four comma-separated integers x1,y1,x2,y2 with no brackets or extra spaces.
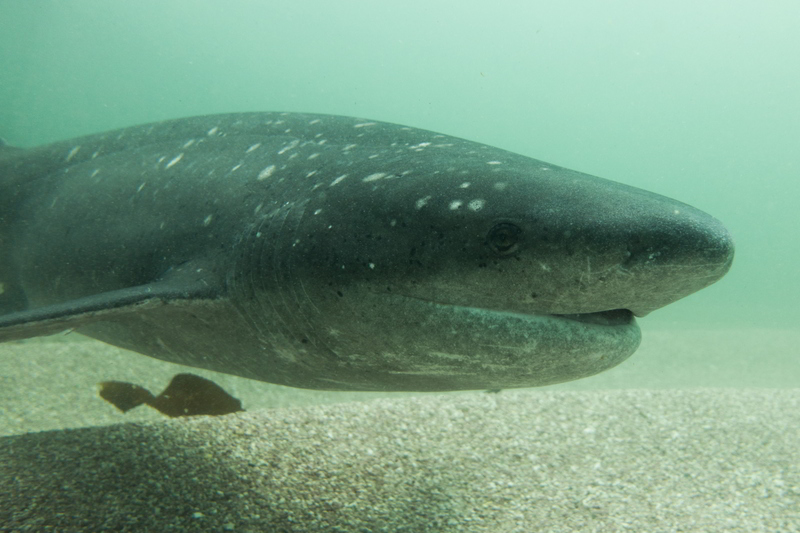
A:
620,206,735,317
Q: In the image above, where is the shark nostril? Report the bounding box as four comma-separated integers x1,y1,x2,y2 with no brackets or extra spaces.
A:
622,247,634,265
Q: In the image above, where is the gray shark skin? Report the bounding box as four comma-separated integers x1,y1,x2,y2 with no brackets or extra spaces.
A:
0,113,733,391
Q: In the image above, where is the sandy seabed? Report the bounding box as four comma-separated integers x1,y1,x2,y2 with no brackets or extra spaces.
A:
1,329,798,532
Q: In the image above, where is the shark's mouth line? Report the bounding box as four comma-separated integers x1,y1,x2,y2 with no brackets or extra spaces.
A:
392,292,636,328
554,309,635,326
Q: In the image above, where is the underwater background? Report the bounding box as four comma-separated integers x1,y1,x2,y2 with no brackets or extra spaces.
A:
1,0,798,333
1,2,799,531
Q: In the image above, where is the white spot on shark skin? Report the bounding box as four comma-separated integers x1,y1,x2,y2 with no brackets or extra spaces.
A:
157,156,166,164
254,202,263,214
183,139,196,148
207,126,219,136
433,143,454,148
410,142,431,151
368,263,376,269
368,154,381,159
318,139,327,145
159,221,166,230
203,215,213,226
308,153,320,160
66,146,80,162
330,174,348,186
90,169,100,178
416,195,432,209
673,209,681,215
231,163,242,172
390,219,397,227
494,182,508,191
309,119,321,125
137,182,146,193
246,143,261,153
166,153,184,169
314,208,323,215
278,139,299,155
449,200,463,210
468,199,485,211
258,165,276,180
354,122,377,128
288,153,299,160
459,182,471,188
487,160,502,165
306,170,318,178
342,143,358,151
363,172,387,182
91,151,100,159
539,262,551,272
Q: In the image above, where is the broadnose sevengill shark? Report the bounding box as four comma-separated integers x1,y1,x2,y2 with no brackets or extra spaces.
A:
0,113,734,391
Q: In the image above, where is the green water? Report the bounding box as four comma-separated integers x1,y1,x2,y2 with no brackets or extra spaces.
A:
2,8,797,530
0,0,797,332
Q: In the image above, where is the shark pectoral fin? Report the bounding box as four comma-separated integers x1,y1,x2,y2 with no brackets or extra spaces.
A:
0,280,219,342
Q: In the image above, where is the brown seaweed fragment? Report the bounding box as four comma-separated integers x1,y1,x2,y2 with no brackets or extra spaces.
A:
98,373,243,417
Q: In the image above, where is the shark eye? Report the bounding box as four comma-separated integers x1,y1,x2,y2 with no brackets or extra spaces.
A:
487,223,522,255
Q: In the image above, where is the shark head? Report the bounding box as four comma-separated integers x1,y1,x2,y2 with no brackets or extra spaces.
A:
233,118,734,390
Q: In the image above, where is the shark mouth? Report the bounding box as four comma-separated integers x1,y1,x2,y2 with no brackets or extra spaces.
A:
554,309,635,326
392,292,637,329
